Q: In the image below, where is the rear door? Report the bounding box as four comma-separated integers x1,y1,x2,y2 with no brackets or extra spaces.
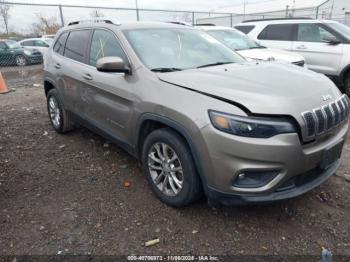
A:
256,23,295,51
60,29,92,115
20,40,35,51
80,28,134,142
34,40,50,55
291,23,343,75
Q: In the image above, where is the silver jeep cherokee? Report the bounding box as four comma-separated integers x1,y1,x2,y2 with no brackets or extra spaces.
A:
44,20,350,206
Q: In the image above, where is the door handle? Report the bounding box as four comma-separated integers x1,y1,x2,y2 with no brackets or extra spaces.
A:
82,73,93,81
54,63,61,69
296,45,307,50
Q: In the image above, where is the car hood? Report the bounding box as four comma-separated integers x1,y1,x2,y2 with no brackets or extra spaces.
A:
157,62,340,117
237,48,304,63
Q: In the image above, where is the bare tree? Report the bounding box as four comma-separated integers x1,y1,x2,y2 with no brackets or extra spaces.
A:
31,13,60,36
0,0,11,35
90,9,104,18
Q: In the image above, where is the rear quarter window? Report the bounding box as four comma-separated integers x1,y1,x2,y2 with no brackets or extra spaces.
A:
64,30,91,63
258,24,295,41
53,32,69,55
234,25,255,34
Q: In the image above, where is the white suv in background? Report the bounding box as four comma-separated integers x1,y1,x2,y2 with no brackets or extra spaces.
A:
198,25,306,67
235,18,350,95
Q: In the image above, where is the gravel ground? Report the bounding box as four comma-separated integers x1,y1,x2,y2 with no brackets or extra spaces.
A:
0,83,350,258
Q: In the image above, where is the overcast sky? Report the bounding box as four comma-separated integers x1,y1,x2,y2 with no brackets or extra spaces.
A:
14,0,262,11
2,0,349,34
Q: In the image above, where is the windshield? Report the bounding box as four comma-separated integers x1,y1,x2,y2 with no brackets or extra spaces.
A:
5,40,21,49
124,28,245,71
326,22,350,40
206,29,262,51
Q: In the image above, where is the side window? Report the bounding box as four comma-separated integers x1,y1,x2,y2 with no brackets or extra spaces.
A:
89,29,127,67
234,25,255,34
53,32,68,55
258,24,294,41
34,40,48,47
64,30,91,63
21,40,34,46
297,23,337,42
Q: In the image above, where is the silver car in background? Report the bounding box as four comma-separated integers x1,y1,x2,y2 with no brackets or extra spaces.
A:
44,20,350,207
199,25,306,67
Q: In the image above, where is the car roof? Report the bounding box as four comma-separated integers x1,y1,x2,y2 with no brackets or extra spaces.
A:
20,38,49,41
198,26,241,31
64,21,197,31
237,19,337,26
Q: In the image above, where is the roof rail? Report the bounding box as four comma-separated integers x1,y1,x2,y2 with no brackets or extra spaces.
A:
68,18,120,26
167,21,192,26
242,17,313,23
195,23,216,26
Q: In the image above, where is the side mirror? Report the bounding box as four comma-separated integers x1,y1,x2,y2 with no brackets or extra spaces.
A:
96,57,130,74
323,35,341,45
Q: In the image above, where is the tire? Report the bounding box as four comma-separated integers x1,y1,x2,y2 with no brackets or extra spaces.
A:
47,89,74,133
142,128,202,207
344,73,350,97
15,55,27,67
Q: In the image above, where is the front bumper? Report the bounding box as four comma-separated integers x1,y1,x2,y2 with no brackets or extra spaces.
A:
206,160,340,205
194,120,348,204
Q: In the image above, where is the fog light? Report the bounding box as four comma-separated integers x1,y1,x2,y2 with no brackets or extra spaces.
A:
233,170,279,188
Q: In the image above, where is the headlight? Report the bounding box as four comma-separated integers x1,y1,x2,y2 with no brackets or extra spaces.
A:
24,50,32,55
209,110,297,138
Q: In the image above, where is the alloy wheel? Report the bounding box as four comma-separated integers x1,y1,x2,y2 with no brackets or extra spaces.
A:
148,142,184,197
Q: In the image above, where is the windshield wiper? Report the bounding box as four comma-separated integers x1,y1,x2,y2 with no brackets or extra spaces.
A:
197,62,234,69
151,67,183,73
250,46,266,49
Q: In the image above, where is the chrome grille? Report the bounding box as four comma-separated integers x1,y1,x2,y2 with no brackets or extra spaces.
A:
302,95,350,139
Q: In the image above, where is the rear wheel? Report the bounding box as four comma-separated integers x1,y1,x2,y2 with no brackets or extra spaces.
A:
15,55,27,66
344,73,350,97
47,89,74,133
142,128,202,207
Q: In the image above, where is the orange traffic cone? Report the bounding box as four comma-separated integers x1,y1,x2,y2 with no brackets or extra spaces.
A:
0,72,10,94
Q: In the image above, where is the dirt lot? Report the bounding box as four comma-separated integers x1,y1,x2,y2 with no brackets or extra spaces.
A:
1,78,350,258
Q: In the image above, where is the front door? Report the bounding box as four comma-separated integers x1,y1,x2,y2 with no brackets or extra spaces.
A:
80,29,135,142
292,23,343,75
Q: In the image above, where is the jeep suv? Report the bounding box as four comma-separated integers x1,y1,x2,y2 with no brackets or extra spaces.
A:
44,20,350,207
235,18,350,96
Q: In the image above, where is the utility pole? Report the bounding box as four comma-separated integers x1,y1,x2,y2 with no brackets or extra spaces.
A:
243,0,246,20
330,0,335,19
135,0,140,21
286,5,289,17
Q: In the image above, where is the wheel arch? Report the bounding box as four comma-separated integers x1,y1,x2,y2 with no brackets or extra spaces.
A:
135,113,208,192
340,64,350,84
44,78,57,96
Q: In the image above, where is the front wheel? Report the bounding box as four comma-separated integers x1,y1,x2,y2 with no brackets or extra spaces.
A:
142,128,202,207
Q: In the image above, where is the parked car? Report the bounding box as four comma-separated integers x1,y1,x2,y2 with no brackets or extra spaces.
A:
19,38,53,56
44,20,350,207
198,25,306,66
0,39,43,66
235,18,350,95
